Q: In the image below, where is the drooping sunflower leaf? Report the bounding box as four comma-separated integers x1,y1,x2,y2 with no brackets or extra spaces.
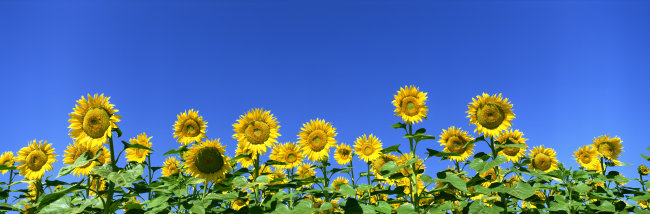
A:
57,151,94,178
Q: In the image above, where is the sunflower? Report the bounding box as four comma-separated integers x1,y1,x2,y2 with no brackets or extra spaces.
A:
496,129,528,163
173,109,207,146
232,199,249,211
438,126,474,162
466,93,515,137
89,176,107,197
125,133,153,163
392,85,428,124
16,140,57,180
398,175,425,196
162,156,181,177
639,165,649,176
331,177,349,191
354,134,383,163
371,153,399,185
397,154,425,178
250,165,274,183
232,108,280,156
270,142,304,170
123,197,143,213
235,141,255,168
479,167,503,188
68,94,121,147
183,139,232,181
25,180,41,201
63,141,110,177
296,163,316,179
573,145,601,172
334,143,353,165
592,135,623,161
528,145,558,172
0,151,15,175
271,167,288,184
297,118,337,162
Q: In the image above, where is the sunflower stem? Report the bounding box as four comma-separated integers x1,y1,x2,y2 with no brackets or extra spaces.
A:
147,155,153,200
6,169,13,204
104,135,117,214
366,161,371,203
320,158,330,202
254,153,260,206
407,123,421,213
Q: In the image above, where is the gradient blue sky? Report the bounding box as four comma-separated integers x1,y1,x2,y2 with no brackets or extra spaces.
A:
1,0,649,191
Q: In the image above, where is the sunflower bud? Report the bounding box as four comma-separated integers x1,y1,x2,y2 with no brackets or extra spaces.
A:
639,165,649,176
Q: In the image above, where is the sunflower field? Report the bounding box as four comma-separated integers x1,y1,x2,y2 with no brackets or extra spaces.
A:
2,86,650,214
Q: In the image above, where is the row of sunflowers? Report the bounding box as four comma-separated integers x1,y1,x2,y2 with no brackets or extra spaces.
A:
1,86,650,213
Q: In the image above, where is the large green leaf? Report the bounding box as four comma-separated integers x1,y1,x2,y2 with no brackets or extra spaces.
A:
396,203,415,214
57,151,93,178
435,172,468,193
469,156,507,174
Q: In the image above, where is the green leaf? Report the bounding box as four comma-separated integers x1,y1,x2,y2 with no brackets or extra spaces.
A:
375,201,392,214
435,172,468,193
293,200,315,213
163,146,188,156
469,155,507,174
121,140,154,152
189,200,205,214
92,163,145,187
391,122,406,130
319,202,333,212
414,128,426,135
397,203,415,214
421,174,434,183
255,175,270,184
205,192,239,200
506,182,536,200
575,183,591,194
381,145,401,154
0,164,16,171
379,161,401,177
58,151,93,178
425,149,458,159
265,160,288,166
339,184,357,197
36,184,81,212
464,135,485,148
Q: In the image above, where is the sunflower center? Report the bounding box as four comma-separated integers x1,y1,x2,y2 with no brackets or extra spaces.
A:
26,150,47,171
308,130,328,152
447,136,467,154
83,107,111,139
287,153,298,163
533,154,552,171
183,119,200,137
476,104,505,129
244,121,271,145
503,143,520,156
194,147,224,174
580,155,592,164
363,145,374,156
340,149,351,158
401,97,420,116
598,142,613,157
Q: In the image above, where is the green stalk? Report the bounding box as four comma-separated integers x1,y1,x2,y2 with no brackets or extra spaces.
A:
253,153,260,206
104,136,117,214
319,159,330,202
349,160,356,187
407,123,420,213
147,155,153,200
641,174,648,210
366,161,372,203
6,169,13,204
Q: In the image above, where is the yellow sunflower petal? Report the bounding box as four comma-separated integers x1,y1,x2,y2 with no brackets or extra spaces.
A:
297,118,337,162
466,93,515,138
392,85,428,124
233,108,280,156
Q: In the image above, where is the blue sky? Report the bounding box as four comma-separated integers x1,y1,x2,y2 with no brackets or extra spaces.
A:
1,0,649,193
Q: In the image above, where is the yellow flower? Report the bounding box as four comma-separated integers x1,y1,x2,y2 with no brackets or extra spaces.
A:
250,165,274,184
173,109,207,146
397,154,425,178
0,151,15,175
639,200,648,209
398,175,425,196
296,163,316,188
528,145,558,172
89,176,107,197
63,141,110,177
162,156,181,177
438,126,474,162
298,118,337,162
573,145,601,172
232,199,249,211
68,94,121,147
270,142,304,170
183,139,232,181
639,165,649,176
25,180,41,201
592,135,623,161
233,108,280,156
354,134,382,163
123,197,143,212
331,177,349,191
271,167,288,185
466,93,515,137
479,167,503,188
235,141,255,168
334,143,353,165
371,153,399,185
392,85,428,124
497,129,527,163
16,140,57,180
125,132,152,163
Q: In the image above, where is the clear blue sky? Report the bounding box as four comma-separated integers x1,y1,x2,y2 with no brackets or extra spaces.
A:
1,0,649,191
